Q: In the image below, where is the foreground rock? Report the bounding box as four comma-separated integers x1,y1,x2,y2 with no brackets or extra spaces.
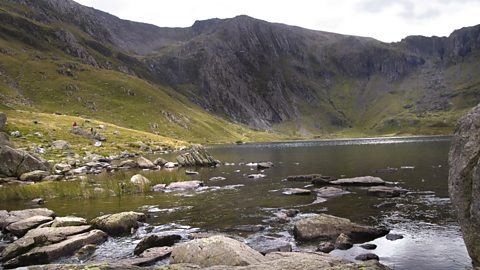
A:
170,235,265,266
448,104,480,266
293,214,389,242
0,145,49,178
330,176,385,186
367,186,408,197
91,211,146,236
3,230,107,268
0,208,55,230
134,234,181,255
176,145,219,167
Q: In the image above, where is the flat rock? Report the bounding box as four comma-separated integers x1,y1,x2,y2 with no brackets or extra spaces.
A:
166,180,203,191
91,211,146,236
293,214,389,242
134,234,181,255
257,162,273,169
3,229,107,268
448,104,480,265
209,176,226,182
6,215,54,237
0,208,55,230
51,216,87,227
170,235,265,267
314,187,350,199
19,170,50,182
282,188,311,195
367,186,408,197
330,176,385,186
118,246,172,266
246,235,292,254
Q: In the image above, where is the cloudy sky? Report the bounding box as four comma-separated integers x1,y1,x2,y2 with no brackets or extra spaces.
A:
75,0,480,42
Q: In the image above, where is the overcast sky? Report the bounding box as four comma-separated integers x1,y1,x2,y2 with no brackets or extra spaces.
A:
74,0,480,42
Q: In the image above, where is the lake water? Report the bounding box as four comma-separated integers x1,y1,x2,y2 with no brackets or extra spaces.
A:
1,136,471,269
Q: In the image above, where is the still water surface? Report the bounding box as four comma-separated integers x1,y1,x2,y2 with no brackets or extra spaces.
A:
3,136,471,269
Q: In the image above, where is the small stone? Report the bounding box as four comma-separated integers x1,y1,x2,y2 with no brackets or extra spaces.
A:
31,198,45,205
334,233,353,250
163,162,176,168
386,234,403,241
257,162,273,169
248,174,266,179
209,176,226,181
282,188,311,195
52,140,70,150
360,243,377,250
355,253,380,261
316,241,335,253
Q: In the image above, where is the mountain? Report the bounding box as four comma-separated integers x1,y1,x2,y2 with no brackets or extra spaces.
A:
1,0,479,138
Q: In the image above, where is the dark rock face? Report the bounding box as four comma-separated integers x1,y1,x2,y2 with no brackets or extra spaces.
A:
448,104,480,266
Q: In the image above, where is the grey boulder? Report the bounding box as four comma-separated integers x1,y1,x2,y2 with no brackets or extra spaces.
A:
91,211,146,236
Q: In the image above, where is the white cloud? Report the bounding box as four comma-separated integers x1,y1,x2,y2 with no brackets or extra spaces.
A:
74,0,480,42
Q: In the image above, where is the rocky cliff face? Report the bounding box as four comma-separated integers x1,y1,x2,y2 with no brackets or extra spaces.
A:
2,0,480,134
448,104,480,266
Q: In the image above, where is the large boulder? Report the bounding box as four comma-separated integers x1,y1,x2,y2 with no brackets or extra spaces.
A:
448,104,480,266
90,211,146,236
0,145,49,178
176,145,218,167
170,235,265,267
293,214,389,242
3,230,107,268
0,208,55,230
0,112,6,130
130,174,151,186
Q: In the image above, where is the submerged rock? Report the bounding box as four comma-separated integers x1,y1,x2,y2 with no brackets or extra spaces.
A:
165,180,203,191
286,174,322,182
91,211,146,236
330,176,385,186
385,234,403,241
355,253,380,261
314,187,350,199
282,188,311,195
134,234,181,255
367,186,408,197
170,235,265,267
448,104,480,266
176,145,218,167
293,214,389,242
360,243,377,250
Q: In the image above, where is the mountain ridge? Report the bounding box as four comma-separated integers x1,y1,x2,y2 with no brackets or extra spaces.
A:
1,0,479,137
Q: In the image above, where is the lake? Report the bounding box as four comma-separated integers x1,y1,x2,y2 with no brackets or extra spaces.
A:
1,136,471,269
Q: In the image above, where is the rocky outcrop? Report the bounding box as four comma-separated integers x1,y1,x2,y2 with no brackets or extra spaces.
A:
170,235,265,267
293,214,389,242
0,208,55,230
449,104,480,266
0,145,49,178
90,211,146,236
176,145,218,167
5,215,53,237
